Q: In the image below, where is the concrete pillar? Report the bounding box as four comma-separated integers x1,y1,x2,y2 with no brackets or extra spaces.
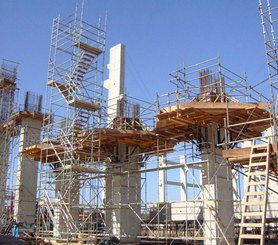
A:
104,44,125,121
104,43,141,242
180,155,187,201
158,155,166,202
14,117,41,226
201,123,235,245
53,171,79,238
105,145,141,243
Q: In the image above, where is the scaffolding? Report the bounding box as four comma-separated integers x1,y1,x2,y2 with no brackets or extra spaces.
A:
15,1,278,245
0,60,19,233
0,58,44,234
33,6,107,242
29,51,276,244
147,57,270,244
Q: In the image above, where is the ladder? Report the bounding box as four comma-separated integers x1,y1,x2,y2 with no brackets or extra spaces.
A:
238,139,270,245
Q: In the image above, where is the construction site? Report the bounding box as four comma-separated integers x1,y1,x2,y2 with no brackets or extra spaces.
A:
0,1,278,245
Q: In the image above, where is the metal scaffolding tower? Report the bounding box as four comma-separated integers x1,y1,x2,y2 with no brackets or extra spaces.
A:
0,60,18,233
35,6,106,242
259,0,278,140
0,59,44,234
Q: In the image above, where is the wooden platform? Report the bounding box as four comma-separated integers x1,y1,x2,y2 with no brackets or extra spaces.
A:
64,164,98,173
223,144,277,163
23,128,177,164
68,99,101,111
223,144,278,174
92,128,176,155
155,102,270,141
0,78,16,89
22,101,274,165
48,80,68,92
0,110,44,133
74,42,102,55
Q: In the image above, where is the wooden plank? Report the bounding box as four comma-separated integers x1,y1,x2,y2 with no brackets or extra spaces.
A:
242,211,263,216
0,78,16,89
251,152,268,157
157,102,268,115
74,42,102,55
64,164,98,173
239,234,262,239
245,191,265,196
250,161,267,167
248,181,266,186
48,80,67,91
248,172,267,177
223,147,251,158
68,99,101,111
243,200,264,205
240,223,263,228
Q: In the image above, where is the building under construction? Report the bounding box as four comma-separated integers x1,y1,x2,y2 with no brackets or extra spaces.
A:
1,1,278,245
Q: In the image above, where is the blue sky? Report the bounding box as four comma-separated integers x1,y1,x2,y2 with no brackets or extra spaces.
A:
0,0,268,106
1,0,269,202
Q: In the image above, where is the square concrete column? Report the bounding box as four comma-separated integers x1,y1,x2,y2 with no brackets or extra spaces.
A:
180,155,187,201
105,145,141,243
14,117,41,226
158,155,166,203
201,123,235,245
53,171,80,239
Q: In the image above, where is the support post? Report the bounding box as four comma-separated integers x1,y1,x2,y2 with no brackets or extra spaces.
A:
14,118,41,226
201,123,235,245
158,155,166,203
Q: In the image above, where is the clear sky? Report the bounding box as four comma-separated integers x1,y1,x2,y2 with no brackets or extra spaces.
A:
0,0,268,106
1,0,270,202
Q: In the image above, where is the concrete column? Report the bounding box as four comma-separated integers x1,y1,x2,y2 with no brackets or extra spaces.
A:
14,118,41,226
180,155,187,201
104,43,141,242
201,123,235,245
53,166,80,238
158,155,166,202
106,145,141,243
104,44,125,121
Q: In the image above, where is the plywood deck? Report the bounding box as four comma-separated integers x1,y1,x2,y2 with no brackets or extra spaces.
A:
0,110,44,132
23,128,177,164
64,164,98,173
22,101,274,165
155,102,270,141
223,144,278,173
74,42,102,55
68,99,101,111
0,78,16,89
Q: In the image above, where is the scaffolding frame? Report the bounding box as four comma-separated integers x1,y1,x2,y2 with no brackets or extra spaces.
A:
16,1,278,245
35,6,108,242
34,52,277,244
0,60,18,233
